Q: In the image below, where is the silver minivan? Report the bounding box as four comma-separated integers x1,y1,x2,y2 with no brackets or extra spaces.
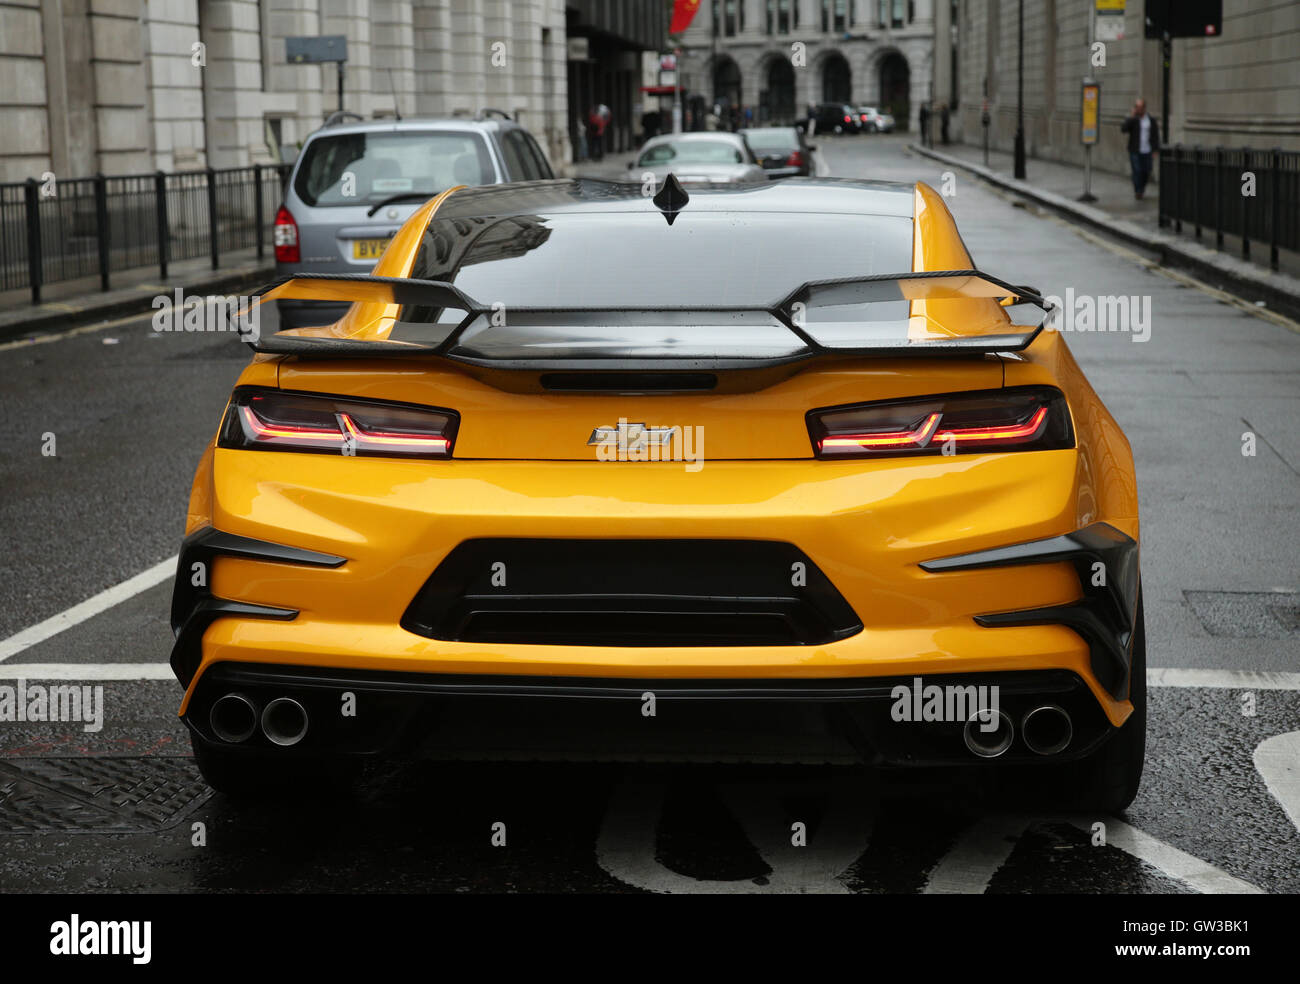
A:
274,114,554,326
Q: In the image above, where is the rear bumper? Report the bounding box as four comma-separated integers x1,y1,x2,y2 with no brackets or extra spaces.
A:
183,662,1116,766
173,448,1138,731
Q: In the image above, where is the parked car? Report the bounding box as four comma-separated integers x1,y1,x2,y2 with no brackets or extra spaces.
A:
857,106,896,133
628,132,767,184
175,176,1146,813
274,112,554,328
739,126,816,178
803,102,863,135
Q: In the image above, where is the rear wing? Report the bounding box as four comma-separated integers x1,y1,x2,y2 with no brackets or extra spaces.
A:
248,270,1053,369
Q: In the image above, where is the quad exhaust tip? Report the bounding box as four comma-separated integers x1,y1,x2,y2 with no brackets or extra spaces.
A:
261,697,309,747
963,708,1014,759
209,693,258,744
1022,704,1073,756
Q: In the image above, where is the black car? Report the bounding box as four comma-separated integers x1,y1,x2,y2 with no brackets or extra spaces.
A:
802,103,862,135
739,126,816,178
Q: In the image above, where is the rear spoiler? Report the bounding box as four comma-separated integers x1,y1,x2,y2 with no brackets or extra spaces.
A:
247,270,1053,369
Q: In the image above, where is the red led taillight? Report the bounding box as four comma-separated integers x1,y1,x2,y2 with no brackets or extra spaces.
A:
786,150,806,168
843,115,852,123
221,388,457,459
273,206,300,264
808,387,1072,459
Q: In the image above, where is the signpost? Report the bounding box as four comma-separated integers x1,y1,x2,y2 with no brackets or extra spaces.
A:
1079,80,1101,202
286,36,349,118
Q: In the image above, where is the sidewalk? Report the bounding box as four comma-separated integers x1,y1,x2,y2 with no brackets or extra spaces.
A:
912,141,1300,320
0,248,274,344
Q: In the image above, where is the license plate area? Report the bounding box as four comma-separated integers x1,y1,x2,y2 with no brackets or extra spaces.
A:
352,238,391,260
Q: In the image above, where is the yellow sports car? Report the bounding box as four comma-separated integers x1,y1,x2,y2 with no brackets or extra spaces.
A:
171,175,1143,810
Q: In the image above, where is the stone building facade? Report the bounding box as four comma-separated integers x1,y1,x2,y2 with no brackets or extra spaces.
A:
0,0,576,182
941,0,1300,175
674,0,938,132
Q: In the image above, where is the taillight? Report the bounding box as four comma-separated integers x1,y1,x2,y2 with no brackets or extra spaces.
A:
786,150,805,167
808,387,1073,459
273,206,300,263
219,388,457,459
843,115,852,123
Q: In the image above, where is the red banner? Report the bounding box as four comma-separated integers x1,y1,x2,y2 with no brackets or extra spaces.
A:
670,0,701,35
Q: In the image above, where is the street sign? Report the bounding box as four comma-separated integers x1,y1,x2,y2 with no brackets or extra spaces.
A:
1080,82,1101,145
1095,0,1126,41
285,35,348,64
566,37,590,61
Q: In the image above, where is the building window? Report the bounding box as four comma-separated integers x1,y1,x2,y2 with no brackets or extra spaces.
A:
767,0,793,34
721,0,739,36
823,0,848,32
893,0,905,28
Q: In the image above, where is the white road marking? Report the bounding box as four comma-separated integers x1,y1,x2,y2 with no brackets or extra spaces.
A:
0,663,172,680
1147,668,1300,691
1253,731,1300,834
1066,817,1265,894
922,816,1025,893
0,556,176,662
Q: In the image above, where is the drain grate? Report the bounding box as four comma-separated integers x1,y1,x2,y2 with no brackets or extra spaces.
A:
1183,591,1300,640
0,757,210,833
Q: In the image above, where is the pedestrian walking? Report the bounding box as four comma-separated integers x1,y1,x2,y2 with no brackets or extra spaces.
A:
940,103,950,145
918,104,930,146
587,105,607,161
1120,97,1160,200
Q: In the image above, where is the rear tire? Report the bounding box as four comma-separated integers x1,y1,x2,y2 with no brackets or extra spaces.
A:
191,734,360,800
1053,594,1146,813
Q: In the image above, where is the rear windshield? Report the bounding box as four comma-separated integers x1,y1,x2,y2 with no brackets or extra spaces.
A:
742,129,799,152
293,130,494,207
406,210,913,317
637,140,746,166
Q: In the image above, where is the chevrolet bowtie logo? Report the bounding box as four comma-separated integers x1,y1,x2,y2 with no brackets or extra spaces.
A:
587,421,677,451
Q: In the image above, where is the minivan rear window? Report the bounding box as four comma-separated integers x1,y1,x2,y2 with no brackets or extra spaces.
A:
293,130,495,207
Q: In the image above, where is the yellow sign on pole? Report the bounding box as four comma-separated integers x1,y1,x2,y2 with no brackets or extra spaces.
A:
1081,82,1101,145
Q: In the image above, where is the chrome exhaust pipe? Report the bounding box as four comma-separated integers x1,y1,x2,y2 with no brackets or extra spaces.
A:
963,708,1014,759
1022,704,1073,756
209,693,258,744
260,697,309,747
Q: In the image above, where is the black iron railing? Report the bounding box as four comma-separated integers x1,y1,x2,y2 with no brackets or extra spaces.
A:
0,163,293,304
1158,145,1299,271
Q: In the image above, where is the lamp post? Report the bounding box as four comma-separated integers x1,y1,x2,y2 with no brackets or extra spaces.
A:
1013,0,1026,179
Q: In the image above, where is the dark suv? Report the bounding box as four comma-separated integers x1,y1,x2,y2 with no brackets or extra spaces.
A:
274,112,555,328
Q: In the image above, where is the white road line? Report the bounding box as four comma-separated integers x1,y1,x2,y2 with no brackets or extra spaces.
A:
922,816,1025,893
1066,817,1265,894
1147,668,1300,691
0,556,176,662
1253,731,1300,835
0,663,172,680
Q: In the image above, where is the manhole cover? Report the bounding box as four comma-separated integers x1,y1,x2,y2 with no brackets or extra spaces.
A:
1183,591,1300,639
0,757,210,833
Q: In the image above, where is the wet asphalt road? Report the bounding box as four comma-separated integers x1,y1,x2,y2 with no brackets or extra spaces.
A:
0,135,1297,894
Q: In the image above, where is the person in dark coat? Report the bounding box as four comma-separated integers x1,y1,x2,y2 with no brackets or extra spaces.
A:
940,103,950,144
1120,98,1160,200
918,103,930,146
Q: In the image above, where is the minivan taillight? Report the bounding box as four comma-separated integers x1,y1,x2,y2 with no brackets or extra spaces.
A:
786,150,805,168
273,206,300,264
219,388,458,459
808,386,1073,459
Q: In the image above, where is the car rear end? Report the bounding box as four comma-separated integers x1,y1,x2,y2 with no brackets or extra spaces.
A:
275,122,502,327
176,179,1141,799
740,127,812,178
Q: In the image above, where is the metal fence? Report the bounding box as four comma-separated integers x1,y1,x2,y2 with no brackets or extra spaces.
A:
1158,145,1300,271
0,163,293,304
